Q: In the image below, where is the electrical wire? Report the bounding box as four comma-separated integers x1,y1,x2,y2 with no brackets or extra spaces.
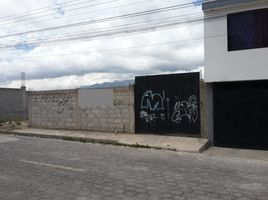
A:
1,33,224,60
0,2,204,39
0,11,203,48
0,11,228,50
0,0,123,26
0,0,108,22
0,0,155,27
0,0,226,54
0,0,205,24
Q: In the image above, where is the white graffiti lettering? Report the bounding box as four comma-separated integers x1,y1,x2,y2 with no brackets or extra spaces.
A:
140,110,157,126
171,95,198,124
141,90,165,111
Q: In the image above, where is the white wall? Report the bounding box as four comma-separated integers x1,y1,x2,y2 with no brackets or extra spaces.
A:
204,4,268,82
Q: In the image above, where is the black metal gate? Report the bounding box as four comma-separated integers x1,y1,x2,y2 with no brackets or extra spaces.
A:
214,81,268,150
135,73,200,135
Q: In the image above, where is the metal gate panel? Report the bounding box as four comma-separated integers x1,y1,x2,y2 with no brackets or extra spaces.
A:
135,73,200,135
214,81,268,150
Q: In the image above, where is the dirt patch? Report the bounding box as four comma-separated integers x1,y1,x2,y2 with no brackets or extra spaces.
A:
0,120,28,130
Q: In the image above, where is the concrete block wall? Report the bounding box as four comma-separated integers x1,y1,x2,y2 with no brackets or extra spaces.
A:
80,87,135,133
28,84,206,137
28,86,135,133
200,80,209,139
80,106,129,132
29,90,79,129
0,87,27,120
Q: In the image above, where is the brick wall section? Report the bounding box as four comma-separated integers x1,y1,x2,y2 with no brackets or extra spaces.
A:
0,87,27,120
80,87,134,133
29,90,79,129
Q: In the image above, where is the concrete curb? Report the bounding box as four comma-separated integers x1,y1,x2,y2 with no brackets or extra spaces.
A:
198,140,211,153
0,130,183,152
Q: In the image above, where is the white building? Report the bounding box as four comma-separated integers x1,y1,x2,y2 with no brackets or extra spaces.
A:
202,0,268,149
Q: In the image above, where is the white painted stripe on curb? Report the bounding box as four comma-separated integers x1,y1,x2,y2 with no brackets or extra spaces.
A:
19,159,85,172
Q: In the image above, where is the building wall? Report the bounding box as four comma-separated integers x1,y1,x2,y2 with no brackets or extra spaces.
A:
203,1,268,146
29,86,135,133
0,87,27,120
204,2,268,82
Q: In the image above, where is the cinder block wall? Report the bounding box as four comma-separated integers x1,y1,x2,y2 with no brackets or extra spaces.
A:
0,87,27,120
80,87,134,133
28,84,207,137
200,80,209,139
28,89,79,129
28,86,135,133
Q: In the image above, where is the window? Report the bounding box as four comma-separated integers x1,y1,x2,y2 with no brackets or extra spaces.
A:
228,8,268,51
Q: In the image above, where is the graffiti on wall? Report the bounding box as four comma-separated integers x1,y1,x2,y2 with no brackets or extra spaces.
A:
32,94,75,114
141,90,165,111
139,91,198,126
171,95,198,124
56,96,73,114
135,72,200,134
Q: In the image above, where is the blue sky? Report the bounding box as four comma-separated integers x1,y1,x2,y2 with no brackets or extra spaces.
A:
192,0,203,6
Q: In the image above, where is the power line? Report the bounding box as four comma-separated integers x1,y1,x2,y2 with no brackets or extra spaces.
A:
0,2,203,39
0,0,226,54
1,33,224,60
0,17,205,56
0,0,103,22
0,0,122,25
0,0,206,24
0,11,202,48
0,11,230,51
0,0,154,27
0,10,230,51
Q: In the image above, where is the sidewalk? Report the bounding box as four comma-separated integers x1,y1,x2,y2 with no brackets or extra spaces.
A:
0,128,209,153
203,146,268,162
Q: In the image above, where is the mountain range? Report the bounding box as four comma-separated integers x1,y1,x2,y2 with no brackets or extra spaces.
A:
81,79,134,89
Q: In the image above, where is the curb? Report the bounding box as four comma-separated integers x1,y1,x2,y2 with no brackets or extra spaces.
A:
0,130,179,152
198,140,211,153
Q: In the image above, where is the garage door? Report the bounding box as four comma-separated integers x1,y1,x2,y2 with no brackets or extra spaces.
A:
214,81,268,150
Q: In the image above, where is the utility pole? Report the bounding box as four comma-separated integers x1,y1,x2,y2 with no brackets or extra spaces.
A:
21,72,26,89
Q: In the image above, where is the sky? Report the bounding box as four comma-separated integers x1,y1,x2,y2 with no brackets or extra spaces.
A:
0,0,204,90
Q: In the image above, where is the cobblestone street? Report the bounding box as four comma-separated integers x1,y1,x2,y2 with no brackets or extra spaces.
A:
0,134,267,200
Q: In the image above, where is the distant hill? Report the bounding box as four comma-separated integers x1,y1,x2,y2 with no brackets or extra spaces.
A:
81,79,134,89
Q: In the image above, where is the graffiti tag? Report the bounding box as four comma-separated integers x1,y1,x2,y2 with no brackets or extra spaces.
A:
141,90,165,111
140,110,157,126
171,95,198,124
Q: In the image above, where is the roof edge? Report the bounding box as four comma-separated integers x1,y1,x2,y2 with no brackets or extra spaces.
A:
202,0,258,11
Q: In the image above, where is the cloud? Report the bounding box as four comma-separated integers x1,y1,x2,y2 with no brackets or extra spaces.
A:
0,67,204,90
0,72,136,90
0,0,204,90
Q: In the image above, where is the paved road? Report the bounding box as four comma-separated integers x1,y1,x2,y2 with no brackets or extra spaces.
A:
0,134,267,200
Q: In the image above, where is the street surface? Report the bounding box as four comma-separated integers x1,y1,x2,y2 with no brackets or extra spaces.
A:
0,134,267,200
